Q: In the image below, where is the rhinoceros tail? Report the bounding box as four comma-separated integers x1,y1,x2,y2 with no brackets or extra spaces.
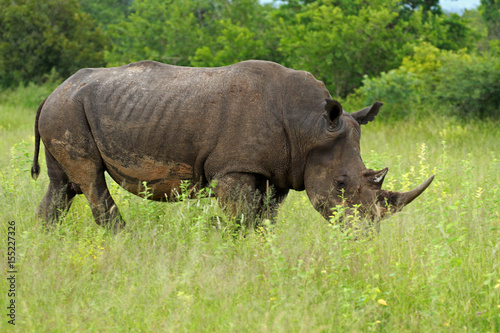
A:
31,98,46,180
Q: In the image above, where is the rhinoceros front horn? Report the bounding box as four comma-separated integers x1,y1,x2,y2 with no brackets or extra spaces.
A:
395,175,435,210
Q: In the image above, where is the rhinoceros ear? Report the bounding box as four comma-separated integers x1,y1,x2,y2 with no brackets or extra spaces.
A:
351,101,384,125
324,99,343,131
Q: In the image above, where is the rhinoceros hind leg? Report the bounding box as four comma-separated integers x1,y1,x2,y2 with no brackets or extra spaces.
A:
79,173,125,232
37,150,77,225
63,164,125,232
43,147,125,231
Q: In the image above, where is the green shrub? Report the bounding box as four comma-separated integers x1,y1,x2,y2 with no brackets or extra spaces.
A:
435,51,500,118
353,69,422,120
348,43,500,120
0,79,59,109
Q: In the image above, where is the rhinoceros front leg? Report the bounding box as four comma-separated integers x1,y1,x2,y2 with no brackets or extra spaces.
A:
214,173,287,228
214,173,262,228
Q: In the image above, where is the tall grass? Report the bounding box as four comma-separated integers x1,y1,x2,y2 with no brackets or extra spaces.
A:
0,86,499,331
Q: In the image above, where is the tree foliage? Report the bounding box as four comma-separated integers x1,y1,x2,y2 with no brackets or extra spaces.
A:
191,19,266,67
1,0,494,119
105,0,274,67
480,0,500,41
398,0,442,20
79,0,132,27
0,0,108,87
278,0,415,97
105,0,211,66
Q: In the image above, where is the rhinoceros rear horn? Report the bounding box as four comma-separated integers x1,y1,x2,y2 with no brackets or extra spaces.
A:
392,175,435,210
371,167,388,186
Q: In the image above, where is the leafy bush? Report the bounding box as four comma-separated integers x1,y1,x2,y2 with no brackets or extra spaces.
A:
435,51,500,118
352,69,422,120
0,71,60,109
349,43,500,119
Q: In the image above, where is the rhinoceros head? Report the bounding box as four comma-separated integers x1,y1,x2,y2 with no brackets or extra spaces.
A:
303,100,434,224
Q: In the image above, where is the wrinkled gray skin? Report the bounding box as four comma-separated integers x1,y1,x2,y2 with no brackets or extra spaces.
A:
31,60,434,231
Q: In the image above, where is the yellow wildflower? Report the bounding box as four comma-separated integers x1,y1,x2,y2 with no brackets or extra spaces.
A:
377,299,387,306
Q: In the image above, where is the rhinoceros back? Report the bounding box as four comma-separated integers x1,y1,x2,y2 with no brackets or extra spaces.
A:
47,60,298,196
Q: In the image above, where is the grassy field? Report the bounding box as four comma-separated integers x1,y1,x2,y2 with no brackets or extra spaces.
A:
1,86,499,332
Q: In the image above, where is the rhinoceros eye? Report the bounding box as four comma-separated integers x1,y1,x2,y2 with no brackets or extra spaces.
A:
335,180,346,189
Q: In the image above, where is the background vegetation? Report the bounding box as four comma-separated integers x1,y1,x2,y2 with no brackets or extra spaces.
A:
1,0,499,118
1,0,499,331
